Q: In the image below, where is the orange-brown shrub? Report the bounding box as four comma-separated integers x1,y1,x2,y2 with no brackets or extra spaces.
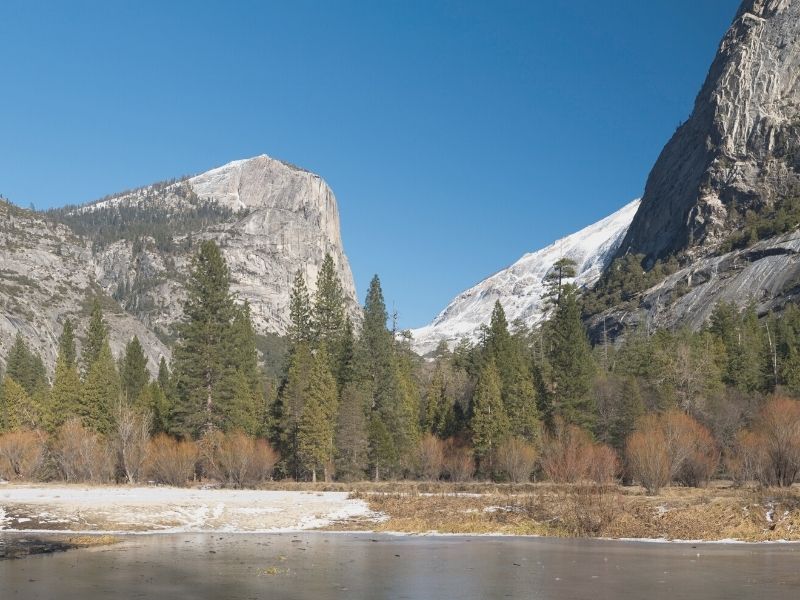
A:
145,434,198,486
539,422,593,483
417,433,446,481
496,437,537,483
725,429,767,485
202,430,279,488
443,439,475,482
626,411,719,493
753,396,800,487
50,418,115,483
663,410,719,487
586,443,620,485
626,419,670,494
0,430,46,481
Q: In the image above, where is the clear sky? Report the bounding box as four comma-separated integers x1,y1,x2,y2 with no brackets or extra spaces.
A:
0,1,741,329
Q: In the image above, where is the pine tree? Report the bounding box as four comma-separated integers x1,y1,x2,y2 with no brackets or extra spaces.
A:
312,253,346,346
297,349,338,481
58,318,77,368
5,334,48,397
288,270,312,345
228,369,263,436
543,257,577,307
335,382,369,480
231,301,262,394
82,299,108,375
1,376,40,431
121,336,149,404
79,342,120,434
171,240,238,437
470,358,509,469
278,342,313,478
368,413,397,482
48,351,82,432
546,283,596,428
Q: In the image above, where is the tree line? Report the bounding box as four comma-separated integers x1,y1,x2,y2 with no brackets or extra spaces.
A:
1,244,800,489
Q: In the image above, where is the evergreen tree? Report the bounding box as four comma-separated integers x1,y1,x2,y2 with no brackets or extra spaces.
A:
543,257,577,307
335,382,369,480
228,369,263,436
296,348,338,481
48,351,82,432
368,413,397,482
231,301,262,394
137,381,172,435
546,283,596,428
277,342,313,478
79,342,120,435
58,318,77,368
288,270,312,345
5,334,48,397
120,336,149,404
312,253,346,347
470,358,509,468
1,376,40,431
82,299,108,375
171,240,238,437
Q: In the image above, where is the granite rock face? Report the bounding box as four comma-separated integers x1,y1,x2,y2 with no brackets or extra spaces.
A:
0,155,358,375
619,0,800,264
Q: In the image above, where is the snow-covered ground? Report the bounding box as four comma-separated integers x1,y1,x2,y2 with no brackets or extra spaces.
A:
409,199,640,355
0,485,376,534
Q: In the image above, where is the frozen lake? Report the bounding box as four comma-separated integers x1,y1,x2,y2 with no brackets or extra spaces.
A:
2,533,799,599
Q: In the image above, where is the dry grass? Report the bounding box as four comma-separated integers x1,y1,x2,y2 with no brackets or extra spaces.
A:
340,481,800,541
66,535,121,547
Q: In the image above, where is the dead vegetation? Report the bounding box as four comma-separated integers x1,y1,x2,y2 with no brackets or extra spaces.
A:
343,481,800,541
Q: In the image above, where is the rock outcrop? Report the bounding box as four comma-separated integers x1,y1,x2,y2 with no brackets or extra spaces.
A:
0,155,358,375
619,0,800,264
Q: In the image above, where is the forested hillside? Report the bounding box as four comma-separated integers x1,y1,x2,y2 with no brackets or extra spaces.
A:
2,243,800,490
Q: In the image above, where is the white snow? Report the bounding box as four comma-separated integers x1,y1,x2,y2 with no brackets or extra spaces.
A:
0,485,376,534
409,199,640,354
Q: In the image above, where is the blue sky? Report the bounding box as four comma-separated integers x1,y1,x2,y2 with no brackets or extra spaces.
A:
0,1,740,328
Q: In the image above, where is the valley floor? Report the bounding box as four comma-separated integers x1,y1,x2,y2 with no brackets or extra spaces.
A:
1,481,799,543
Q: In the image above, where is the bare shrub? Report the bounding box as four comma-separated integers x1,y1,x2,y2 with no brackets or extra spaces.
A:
540,422,593,483
626,411,719,493
0,430,46,480
443,440,475,482
586,444,619,485
562,485,620,536
754,396,800,487
112,404,151,484
626,415,670,494
496,437,537,483
663,410,719,487
417,434,446,480
725,429,767,485
51,418,115,483
145,434,198,486
204,430,279,488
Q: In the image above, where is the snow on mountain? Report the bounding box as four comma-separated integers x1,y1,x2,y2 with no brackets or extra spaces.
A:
409,199,641,355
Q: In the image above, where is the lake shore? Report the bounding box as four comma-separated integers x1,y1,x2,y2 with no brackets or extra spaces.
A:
1,481,799,543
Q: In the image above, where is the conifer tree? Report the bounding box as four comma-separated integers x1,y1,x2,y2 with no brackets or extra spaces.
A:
5,334,48,397
543,257,577,307
231,301,262,394
312,253,346,346
171,240,238,437
1,376,40,431
368,413,397,482
278,342,313,478
228,369,263,436
546,283,596,428
79,342,120,435
58,318,77,368
48,351,82,432
121,336,149,404
288,270,312,345
82,299,108,375
297,348,338,481
335,382,369,480
470,358,509,469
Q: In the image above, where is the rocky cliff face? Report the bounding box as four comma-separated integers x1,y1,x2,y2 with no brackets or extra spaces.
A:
410,200,639,355
619,0,800,264
0,155,358,375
